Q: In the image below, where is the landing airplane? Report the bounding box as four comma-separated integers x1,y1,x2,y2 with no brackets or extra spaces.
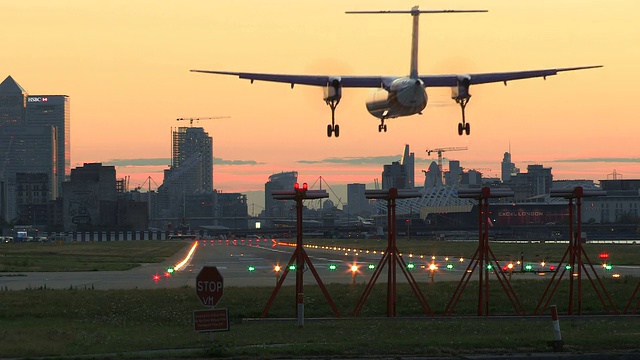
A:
191,6,601,138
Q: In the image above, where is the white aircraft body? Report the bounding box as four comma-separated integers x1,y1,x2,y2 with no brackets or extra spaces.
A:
192,6,601,138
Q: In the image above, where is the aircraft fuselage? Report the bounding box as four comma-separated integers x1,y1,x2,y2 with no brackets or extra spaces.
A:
366,77,427,119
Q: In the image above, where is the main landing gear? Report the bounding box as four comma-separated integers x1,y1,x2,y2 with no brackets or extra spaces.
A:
455,96,471,136
326,98,340,137
378,119,387,133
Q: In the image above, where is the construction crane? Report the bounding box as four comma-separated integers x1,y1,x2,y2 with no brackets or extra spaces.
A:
176,116,230,126
426,147,468,183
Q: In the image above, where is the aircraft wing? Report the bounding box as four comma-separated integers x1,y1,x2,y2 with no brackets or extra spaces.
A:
191,65,601,88
190,70,394,88
420,66,602,87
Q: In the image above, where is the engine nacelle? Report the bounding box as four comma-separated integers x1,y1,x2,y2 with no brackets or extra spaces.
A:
365,89,391,118
451,75,471,101
323,76,342,103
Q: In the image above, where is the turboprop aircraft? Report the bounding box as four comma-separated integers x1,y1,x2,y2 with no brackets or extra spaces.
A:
191,6,601,138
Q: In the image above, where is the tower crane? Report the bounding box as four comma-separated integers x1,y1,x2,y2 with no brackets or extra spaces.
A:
426,147,468,183
176,116,230,126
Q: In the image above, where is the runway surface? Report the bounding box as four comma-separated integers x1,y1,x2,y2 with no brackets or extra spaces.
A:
1,239,637,290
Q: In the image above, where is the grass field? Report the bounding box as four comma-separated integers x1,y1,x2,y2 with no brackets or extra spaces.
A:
1,281,639,358
0,241,188,272
0,239,639,358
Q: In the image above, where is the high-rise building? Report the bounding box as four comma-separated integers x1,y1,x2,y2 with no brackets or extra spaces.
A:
172,127,213,191
382,161,408,189
0,125,57,221
0,76,69,221
501,151,519,183
347,183,369,217
401,144,415,188
62,163,117,230
0,76,27,125
264,171,297,218
25,95,70,193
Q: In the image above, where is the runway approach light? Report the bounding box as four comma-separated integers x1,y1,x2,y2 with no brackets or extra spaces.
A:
525,264,534,271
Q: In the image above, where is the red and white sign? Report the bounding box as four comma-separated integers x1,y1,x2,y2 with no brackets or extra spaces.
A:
194,308,229,332
196,266,224,306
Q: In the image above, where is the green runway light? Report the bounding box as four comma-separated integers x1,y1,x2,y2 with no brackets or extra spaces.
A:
247,265,256,272
328,264,337,271
368,263,376,270
406,262,415,270
446,263,454,270
289,264,296,271
166,267,174,274
525,264,533,271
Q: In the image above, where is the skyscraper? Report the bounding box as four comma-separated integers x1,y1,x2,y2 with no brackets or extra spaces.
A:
401,144,415,188
25,94,70,193
501,151,519,183
0,76,68,222
172,127,213,191
0,76,27,125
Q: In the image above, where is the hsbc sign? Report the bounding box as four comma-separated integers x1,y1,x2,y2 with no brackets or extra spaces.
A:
27,97,48,103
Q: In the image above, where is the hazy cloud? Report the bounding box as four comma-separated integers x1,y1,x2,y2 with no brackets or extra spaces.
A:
102,157,261,167
298,155,402,165
553,157,640,163
104,158,170,167
298,155,434,165
213,157,261,166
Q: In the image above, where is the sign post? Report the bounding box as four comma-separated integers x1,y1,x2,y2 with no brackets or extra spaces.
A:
195,266,229,338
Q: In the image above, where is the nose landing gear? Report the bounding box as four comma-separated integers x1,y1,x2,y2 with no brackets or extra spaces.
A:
378,119,387,133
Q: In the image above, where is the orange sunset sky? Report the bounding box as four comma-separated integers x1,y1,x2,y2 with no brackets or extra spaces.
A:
3,1,639,210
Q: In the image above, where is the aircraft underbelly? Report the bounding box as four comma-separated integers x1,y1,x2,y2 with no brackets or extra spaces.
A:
366,84,427,119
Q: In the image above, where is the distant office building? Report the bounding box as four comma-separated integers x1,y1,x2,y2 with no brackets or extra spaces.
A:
501,151,519,183
62,163,117,231
508,164,553,202
445,160,463,186
217,192,248,230
0,125,57,221
15,173,50,225
0,76,70,221
264,171,297,218
157,153,204,219
25,94,70,193
0,76,27,125
382,161,408,189
401,144,415,188
172,127,213,191
580,179,640,224
347,183,369,217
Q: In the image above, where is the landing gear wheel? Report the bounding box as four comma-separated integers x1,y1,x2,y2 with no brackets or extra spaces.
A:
383,124,387,132
458,123,463,136
334,124,340,137
327,124,333,137
465,122,470,135
378,124,383,133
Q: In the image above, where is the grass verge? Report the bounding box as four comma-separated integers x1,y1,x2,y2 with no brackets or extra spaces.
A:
1,279,639,358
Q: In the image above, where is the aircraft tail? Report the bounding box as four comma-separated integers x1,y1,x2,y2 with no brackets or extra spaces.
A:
346,7,487,80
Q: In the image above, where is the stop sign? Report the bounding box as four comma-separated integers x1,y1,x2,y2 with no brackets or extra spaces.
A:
196,266,224,306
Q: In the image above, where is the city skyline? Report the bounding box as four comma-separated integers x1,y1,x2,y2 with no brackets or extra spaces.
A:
3,1,639,195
